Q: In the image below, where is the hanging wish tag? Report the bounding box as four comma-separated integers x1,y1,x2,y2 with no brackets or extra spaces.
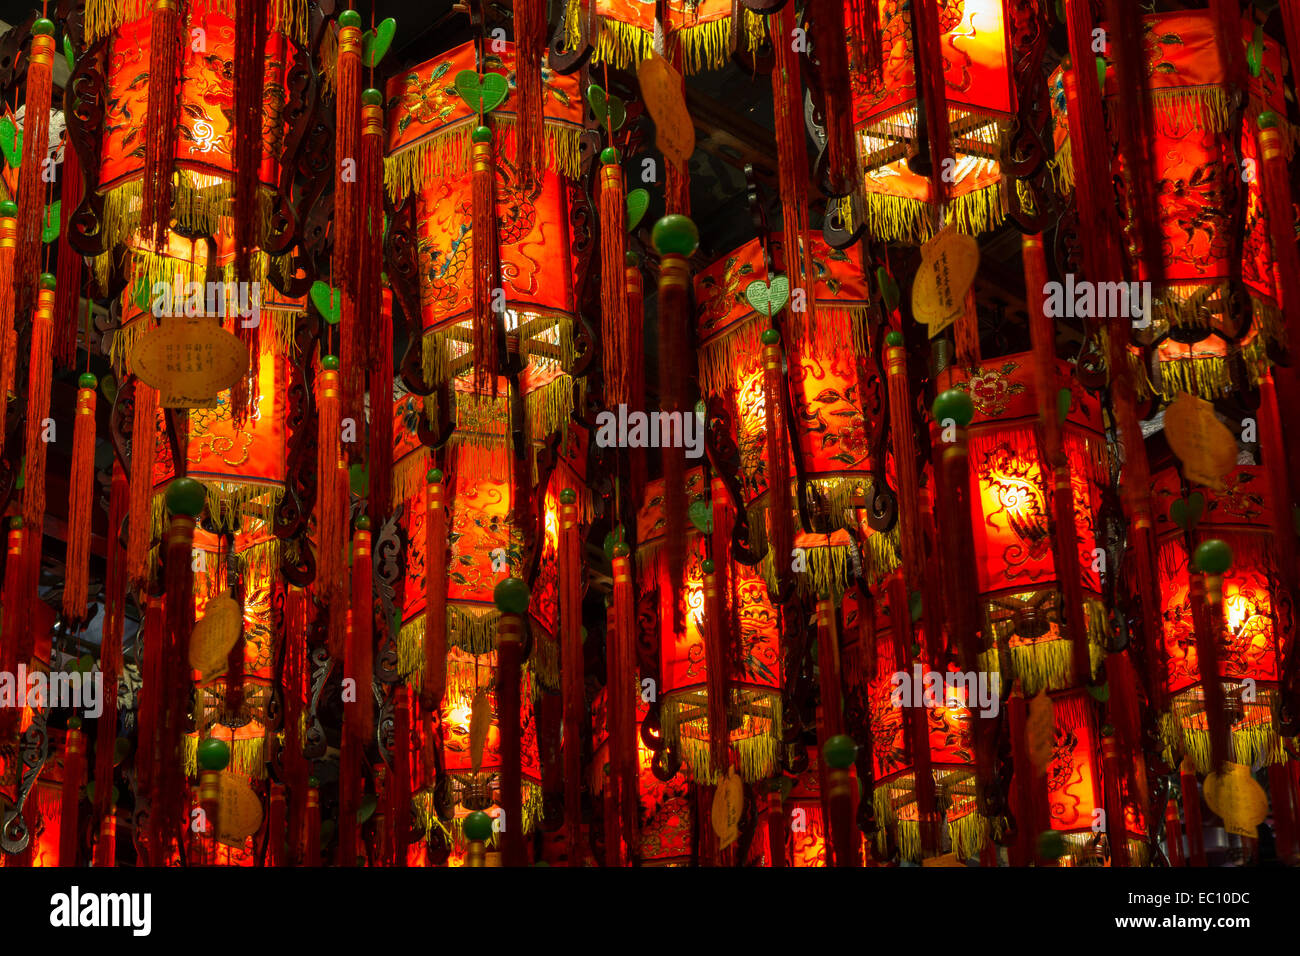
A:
1204,762,1269,838
189,590,243,681
912,224,979,338
637,53,694,169
1163,391,1237,491
711,767,742,850
130,319,249,409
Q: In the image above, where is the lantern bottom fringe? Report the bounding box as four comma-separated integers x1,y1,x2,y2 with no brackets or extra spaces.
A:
1050,141,1075,195
84,0,308,44
183,733,267,781
660,688,781,784
979,600,1107,696
1132,339,1271,403
412,778,543,847
1161,684,1285,775
872,777,990,863
1060,832,1150,867
398,610,552,686
421,317,575,387
860,180,1004,246
385,119,582,202
562,0,766,74
110,307,298,377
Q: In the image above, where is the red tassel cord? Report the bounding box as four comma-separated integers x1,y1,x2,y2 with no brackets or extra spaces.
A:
912,0,952,217
0,520,28,740
317,357,348,660
53,130,83,370
422,469,448,710
141,0,184,248
0,203,17,423
808,0,856,197
515,0,547,187
844,0,881,83
358,91,385,368
93,462,128,834
815,599,843,740
282,584,309,864
1257,115,1300,348
14,22,54,308
664,45,691,216
392,688,412,866
470,126,499,395
1164,796,1185,866
1023,234,1091,685
367,291,394,523
652,222,698,630
1180,758,1207,865
150,479,206,862
610,548,639,859
59,724,85,865
305,782,321,866
94,811,116,867
21,278,57,547
126,380,159,589
233,0,268,283
770,2,818,346
1101,731,1131,867
134,595,164,800
497,609,527,865
625,260,647,499
558,489,584,863
61,378,97,623
1189,567,1231,774
349,521,374,741
761,330,792,591
338,611,360,865
1283,1,1300,98
267,783,286,866
599,158,630,408
1211,0,1246,90
701,556,730,781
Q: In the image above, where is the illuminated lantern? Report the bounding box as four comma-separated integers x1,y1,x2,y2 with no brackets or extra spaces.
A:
383,40,583,198
1051,11,1290,399
851,0,1029,243
858,583,989,862
694,232,896,601
784,757,830,867
937,354,1110,694
560,0,768,74
90,3,296,284
637,469,782,784
1152,465,1293,775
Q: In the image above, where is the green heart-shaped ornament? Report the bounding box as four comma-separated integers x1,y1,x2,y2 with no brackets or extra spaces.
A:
607,94,626,132
688,499,713,535
0,116,21,169
1057,387,1071,425
876,266,899,312
349,463,369,497
626,188,649,231
1170,491,1205,530
602,526,626,561
63,35,76,73
310,281,342,325
744,275,790,317
455,70,509,115
42,201,60,243
1247,25,1264,79
1086,681,1110,703
362,18,396,68
586,84,607,124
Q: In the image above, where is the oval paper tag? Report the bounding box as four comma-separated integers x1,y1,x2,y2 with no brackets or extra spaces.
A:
912,224,979,337
1163,392,1237,492
710,767,742,850
130,319,249,409
217,773,265,845
189,590,243,680
1203,762,1268,838
637,54,695,168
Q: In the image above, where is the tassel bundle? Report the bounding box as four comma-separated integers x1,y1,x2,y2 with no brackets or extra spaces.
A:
141,0,184,248
912,0,952,213
126,380,159,588
59,723,86,864
14,19,55,307
599,153,630,406
349,518,374,741
392,689,412,866
151,478,207,861
61,375,98,623
53,137,83,370
317,355,348,659
0,201,17,419
422,468,448,709
1190,564,1231,773
515,0,547,187
305,781,321,866
602,600,623,865
760,329,792,584
367,291,394,524
844,0,881,84
333,9,363,294
496,605,527,865
815,599,843,739
93,463,129,837
651,216,699,629
609,547,638,859
134,595,164,796
1100,733,1131,867
282,584,309,864
558,488,584,863
625,257,647,498
884,331,923,585
94,812,116,867
338,613,360,865
358,90,385,367
470,125,499,394
21,276,57,541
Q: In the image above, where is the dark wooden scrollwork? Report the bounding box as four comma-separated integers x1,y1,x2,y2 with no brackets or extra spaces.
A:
547,0,592,74
65,38,109,257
